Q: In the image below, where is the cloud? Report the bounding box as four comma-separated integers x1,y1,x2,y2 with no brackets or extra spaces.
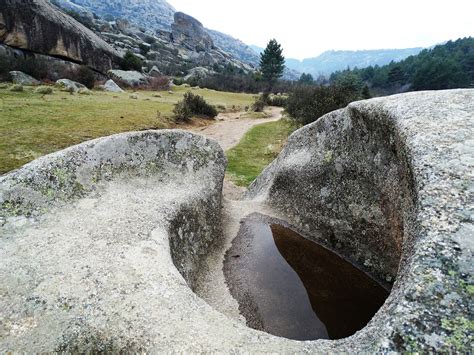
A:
167,0,474,59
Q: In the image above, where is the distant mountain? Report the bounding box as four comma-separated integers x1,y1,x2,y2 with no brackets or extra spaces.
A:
286,48,424,77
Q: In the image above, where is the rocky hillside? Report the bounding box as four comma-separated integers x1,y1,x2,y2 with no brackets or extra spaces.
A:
0,0,254,79
285,48,423,77
53,0,176,31
0,0,120,72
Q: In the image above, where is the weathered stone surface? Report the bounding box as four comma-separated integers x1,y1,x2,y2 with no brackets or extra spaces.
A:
1,91,472,353
102,79,124,93
56,78,86,92
171,12,214,52
9,71,40,85
246,89,474,352
184,66,212,81
0,0,120,73
108,69,148,87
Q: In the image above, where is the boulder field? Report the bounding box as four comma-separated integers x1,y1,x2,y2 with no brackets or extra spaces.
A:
0,90,472,352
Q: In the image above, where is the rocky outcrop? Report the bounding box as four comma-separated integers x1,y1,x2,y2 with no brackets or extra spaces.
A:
9,71,40,85
102,79,124,92
0,0,120,73
1,91,471,353
56,78,86,92
246,89,473,352
107,69,148,87
171,12,214,52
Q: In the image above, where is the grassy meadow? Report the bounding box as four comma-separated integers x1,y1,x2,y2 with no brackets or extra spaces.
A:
0,85,254,174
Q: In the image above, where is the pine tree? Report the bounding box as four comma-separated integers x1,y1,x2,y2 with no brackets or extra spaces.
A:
259,39,285,91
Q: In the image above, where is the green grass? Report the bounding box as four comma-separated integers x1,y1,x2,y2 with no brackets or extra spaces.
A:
0,85,254,174
226,119,297,187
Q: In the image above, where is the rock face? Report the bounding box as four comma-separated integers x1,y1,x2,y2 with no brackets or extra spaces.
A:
102,79,124,92
108,69,148,87
56,78,86,92
0,0,120,73
246,89,473,352
9,71,40,85
171,12,214,52
0,91,472,353
54,0,176,31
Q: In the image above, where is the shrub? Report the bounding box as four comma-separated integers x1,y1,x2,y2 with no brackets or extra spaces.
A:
173,92,218,122
252,93,269,112
268,94,288,107
72,65,96,89
34,86,53,94
10,84,23,92
286,83,362,125
120,50,143,71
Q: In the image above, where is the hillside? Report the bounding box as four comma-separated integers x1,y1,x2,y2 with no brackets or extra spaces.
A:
286,48,423,77
53,0,259,68
330,37,474,94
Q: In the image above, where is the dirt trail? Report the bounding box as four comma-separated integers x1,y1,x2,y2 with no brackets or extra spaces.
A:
188,106,284,200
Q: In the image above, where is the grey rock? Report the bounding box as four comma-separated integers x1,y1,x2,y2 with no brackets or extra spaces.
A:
245,89,474,352
0,0,121,73
171,12,214,52
108,70,148,87
184,66,212,81
56,79,86,92
148,65,162,77
102,79,124,93
9,71,40,85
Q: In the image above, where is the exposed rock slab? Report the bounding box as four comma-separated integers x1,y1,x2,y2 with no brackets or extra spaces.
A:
102,79,124,93
245,89,474,352
108,70,148,87
171,12,214,52
0,0,120,72
56,78,86,92
9,71,40,85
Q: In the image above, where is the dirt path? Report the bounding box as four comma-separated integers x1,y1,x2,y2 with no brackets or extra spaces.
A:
189,106,283,151
188,106,284,200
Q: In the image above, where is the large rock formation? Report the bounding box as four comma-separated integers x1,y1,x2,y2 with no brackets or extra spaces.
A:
171,12,214,52
0,90,472,352
0,0,120,72
246,89,473,352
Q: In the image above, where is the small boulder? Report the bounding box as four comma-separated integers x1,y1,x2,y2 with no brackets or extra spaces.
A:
168,90,174,94
129,93,139,100
102,79,125,93
35,86,53,94
56,79,86,93
108,70,148,87
152,93,162,98
9,84,24,92
78,88,92,95
9,71,40,85
148,66,162,77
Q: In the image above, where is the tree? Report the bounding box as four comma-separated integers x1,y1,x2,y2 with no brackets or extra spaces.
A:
259,39,285,91
298,73,314,85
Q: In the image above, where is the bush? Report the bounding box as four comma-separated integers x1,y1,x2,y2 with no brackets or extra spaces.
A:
267,94,288,107
120,50,143,71
72,65,96,89
173,92,218,122
286,83,362,125
34,86,53,94
252,93,268,112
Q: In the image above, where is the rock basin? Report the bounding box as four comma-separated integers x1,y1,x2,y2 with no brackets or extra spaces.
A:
1,90,473,352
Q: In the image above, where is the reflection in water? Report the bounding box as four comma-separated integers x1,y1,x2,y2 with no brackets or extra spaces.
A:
224,218,389,341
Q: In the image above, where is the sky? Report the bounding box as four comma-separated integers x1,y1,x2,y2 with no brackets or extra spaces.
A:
167,0,474,60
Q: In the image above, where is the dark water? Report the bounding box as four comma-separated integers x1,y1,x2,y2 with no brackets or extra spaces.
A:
224,218,389,341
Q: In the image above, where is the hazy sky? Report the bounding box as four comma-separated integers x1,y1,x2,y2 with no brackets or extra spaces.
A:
167,0,474,59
